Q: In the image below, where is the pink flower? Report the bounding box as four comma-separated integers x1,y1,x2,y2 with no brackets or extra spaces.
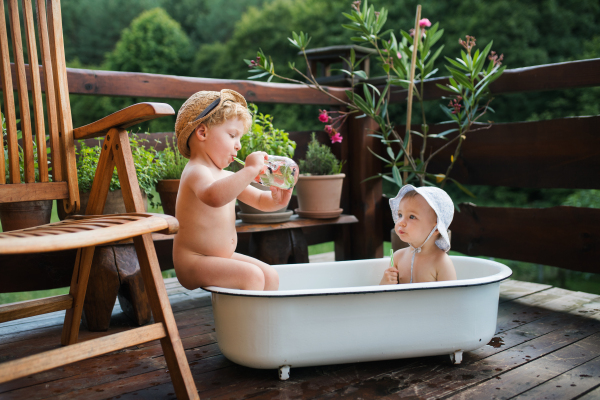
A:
318,111,329,123
331,133,343,143
324,125,333,134
396,52,402,59
419,18,432,28
409,28,426,38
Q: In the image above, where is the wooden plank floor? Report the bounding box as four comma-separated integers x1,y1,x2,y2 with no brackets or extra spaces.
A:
2,270,600,399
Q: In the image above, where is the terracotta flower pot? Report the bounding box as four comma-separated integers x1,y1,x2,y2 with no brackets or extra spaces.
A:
295,173,345,219
156,179,180,217
78,189,148,216
237,182,292,223
0,200,53,232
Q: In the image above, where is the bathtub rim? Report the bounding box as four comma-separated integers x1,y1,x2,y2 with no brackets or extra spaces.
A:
203,255,513,298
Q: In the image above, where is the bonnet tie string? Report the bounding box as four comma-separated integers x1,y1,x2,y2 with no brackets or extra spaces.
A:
407,226,437,283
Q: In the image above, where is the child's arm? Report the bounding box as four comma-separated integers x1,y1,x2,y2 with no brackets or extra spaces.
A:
188,152,266,208
237,185,293,212
436,257,457,282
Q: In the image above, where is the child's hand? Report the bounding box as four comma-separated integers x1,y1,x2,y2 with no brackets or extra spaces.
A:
270,186,292,205
381,267,399,285
245,151,268,174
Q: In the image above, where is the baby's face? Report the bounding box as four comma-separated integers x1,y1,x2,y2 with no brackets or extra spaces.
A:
201,118,245,169
395,194,438,246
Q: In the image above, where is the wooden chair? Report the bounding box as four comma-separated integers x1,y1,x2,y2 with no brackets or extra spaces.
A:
0,0,198,398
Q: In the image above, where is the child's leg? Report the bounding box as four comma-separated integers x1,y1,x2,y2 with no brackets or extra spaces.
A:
175,252,271,291
231,253,279,291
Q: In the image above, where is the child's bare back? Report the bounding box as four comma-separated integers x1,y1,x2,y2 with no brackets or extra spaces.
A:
171,89,291,291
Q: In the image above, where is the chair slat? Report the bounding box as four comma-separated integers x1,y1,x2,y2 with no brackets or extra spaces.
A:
0,181,68,202
0,0,20,184
8,0,35,183
22,0,48,182
35,0,61,182
47,0,78,212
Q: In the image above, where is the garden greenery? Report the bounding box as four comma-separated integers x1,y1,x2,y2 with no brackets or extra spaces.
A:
158,135,188,179
246,0,505,193
235,103,296,168
2,112,50,183
76,133,164,206
299,133,343,176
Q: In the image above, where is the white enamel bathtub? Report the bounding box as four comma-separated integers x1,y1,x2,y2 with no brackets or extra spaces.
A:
204,256,512,379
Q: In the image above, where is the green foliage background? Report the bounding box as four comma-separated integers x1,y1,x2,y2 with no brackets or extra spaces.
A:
63,0,600,132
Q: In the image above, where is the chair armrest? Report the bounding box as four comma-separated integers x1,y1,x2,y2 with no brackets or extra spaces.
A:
73,102,175,140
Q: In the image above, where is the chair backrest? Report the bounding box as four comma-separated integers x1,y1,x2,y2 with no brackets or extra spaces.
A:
0,0,79,214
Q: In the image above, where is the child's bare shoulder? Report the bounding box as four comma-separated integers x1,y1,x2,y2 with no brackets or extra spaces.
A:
392,247,409,262
435,252,456,281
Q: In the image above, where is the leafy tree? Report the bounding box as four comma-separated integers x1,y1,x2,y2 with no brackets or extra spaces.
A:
158,0,264,48
70,8,191,131
61,0,161,66
196,0,600,128
105,8,192,76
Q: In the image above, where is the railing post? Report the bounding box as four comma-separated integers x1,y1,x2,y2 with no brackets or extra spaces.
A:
346,114,383,259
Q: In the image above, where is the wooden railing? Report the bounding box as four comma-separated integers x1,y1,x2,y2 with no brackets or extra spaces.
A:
3,58,600,271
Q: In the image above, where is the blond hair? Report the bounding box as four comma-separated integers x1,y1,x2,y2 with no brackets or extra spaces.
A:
203,101,252,133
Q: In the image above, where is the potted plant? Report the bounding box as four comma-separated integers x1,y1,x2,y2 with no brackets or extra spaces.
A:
0,113,53,231
234,104,297,223
295,133,345,219
155,135,188,216
72,134,163,216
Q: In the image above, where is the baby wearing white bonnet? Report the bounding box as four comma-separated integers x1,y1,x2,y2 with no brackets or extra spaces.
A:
381,184,457,285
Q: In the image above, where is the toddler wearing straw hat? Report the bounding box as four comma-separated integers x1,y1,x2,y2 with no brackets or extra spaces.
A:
381,185,457,285
172,89,291,291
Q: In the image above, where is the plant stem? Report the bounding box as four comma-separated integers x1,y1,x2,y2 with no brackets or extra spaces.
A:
404,5,421,184
441,132,464,188
418,78,427,186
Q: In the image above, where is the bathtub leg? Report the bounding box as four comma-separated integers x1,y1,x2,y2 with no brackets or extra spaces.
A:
450,351,463,365
279,365,291,380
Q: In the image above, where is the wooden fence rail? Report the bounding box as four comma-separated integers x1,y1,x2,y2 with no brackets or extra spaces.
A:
397,115,600,190
385,58,600,103
2,58,600,103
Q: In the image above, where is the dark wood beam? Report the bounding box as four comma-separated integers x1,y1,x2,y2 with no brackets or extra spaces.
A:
396,115,600,190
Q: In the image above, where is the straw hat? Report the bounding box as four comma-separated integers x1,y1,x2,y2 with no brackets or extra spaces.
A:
174,89,248,158
389,184,454,252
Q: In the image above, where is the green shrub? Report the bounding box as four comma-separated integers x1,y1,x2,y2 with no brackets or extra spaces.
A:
233,103,296,170
2,112,50,183
76,134,164,206
158,135,188,179
105,7,192,76
563,190,600,208
299,133,343,176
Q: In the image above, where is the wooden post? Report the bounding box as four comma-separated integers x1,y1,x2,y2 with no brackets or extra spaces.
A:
346,115,383,259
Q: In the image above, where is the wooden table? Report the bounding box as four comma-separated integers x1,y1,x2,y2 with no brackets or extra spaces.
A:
2,278,600,399
0,215,358,331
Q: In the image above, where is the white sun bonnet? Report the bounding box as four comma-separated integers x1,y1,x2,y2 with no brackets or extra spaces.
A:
389,184,454,252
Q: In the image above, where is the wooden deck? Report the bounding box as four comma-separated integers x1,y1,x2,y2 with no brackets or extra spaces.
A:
2,263,600,399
